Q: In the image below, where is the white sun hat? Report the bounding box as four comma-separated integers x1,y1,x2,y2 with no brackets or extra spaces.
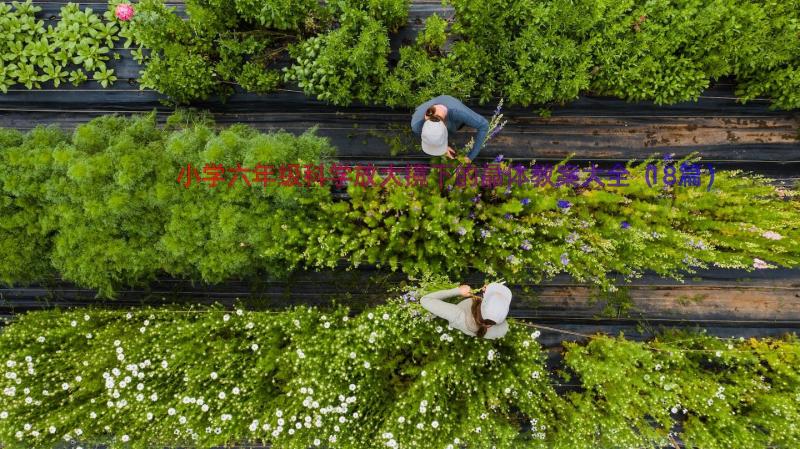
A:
420,120,448,156
481,283,512,323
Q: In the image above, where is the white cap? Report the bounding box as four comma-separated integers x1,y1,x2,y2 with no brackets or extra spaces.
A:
481,283,512,323
420,120,448,156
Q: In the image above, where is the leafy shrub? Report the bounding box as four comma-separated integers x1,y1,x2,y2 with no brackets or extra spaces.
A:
418,13,448,53
588,0,736,104
0,113,335,295
0,300,797,448
731,0,800,110
379,40,494,107
334,0,410,32
0,0,121,91
159,122,334,283
46,113,172,297
125,0,318,103
230,0,321,30
284,9,391,105
0,126,67,284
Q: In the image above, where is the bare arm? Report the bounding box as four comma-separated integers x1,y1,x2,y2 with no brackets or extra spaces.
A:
420,287,467,323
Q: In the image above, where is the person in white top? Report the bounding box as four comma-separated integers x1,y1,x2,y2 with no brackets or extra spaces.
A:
419,283,512,339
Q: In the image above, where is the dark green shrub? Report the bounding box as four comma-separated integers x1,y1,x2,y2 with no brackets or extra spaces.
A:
379,42,492,108
334,0,410,32
284,9,391,105
126,0,320,103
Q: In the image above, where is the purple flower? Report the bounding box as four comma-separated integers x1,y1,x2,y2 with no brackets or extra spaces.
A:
520,240,532,251
471,195,481,203
480,229,490,238
566,232,578,244
506,254,517,263
557,200,571,209
446,184,454,191
488,124,505,140
505,187,512,195
504,213,512,220
520,198,530,206
621,221,630,229
560,253,569,266
469,212,476,219
457,226,467,236
494,154,504,163
400,292,418,303
493,102,503,116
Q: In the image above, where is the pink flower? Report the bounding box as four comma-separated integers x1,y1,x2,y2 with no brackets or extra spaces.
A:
761,231,783,241
753,258,769,269
115,3,135,21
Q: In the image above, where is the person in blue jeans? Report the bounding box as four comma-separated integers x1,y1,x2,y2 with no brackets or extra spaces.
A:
411,95,490,162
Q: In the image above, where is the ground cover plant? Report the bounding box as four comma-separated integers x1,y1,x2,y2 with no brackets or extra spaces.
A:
0,113,798,296
0,0,123,91
0,284,797,448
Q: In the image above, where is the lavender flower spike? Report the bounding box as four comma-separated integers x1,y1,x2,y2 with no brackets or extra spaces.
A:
493,98,504,117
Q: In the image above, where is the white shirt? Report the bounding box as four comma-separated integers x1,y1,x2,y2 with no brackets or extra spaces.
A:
419,288,509,339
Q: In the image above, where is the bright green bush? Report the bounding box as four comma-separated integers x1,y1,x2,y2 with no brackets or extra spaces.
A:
159,120,334,283
0,0,121,91
46,113,171,297
417,13,448,52
333,0,410,32
0,126,67,284
0,113,335,295
0,295,797,448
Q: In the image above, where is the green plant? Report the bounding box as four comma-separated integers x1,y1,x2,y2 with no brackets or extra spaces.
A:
0,302,797,448
305,156,800,292
417,13,447,53
284,9,390,105
732,0,800,110
0,0,122,92
379,41,493,107
125,0,317,103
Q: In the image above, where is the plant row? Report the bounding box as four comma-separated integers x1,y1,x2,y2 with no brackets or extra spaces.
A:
4,0,799,110
126,0,800,108
1,112,799,297
0,287,798,449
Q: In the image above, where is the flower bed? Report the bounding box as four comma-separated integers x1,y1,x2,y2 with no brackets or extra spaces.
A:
1,112,798,296
0,291,798,448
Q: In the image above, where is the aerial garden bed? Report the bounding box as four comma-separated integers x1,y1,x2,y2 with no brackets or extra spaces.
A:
2,0,799,109
1,112,798,297
0,284,798,449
